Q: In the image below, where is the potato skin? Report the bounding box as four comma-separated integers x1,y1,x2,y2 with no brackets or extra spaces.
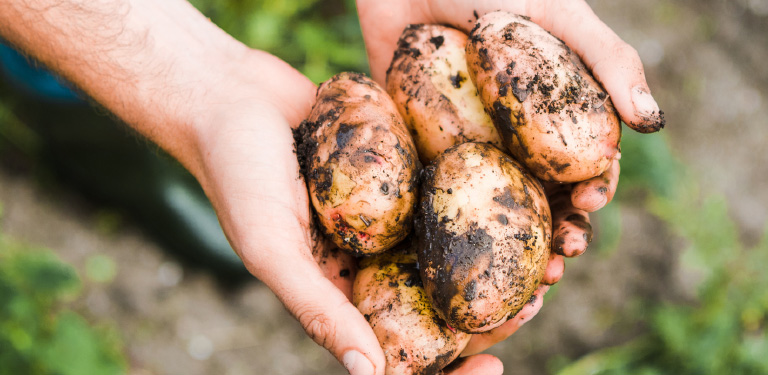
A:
466,12,621,183
354,250,471,375
386,24,502,164
416,142,551,333
295,72,420,254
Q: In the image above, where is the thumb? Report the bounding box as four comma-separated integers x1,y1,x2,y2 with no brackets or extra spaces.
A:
257,253,385,375
423,0,665,133
522,1,665,133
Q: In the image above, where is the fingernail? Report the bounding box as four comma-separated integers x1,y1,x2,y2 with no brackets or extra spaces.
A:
631,86,660,117
343,350,374,375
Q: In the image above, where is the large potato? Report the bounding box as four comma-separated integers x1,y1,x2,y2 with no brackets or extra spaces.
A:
466,12,621,183
416,142,551,333
386,24,502,164
295,72,420,255
354,249,471,375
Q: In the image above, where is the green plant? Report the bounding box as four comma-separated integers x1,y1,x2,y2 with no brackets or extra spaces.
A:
190,0,368,83
0,219,126,375
555,131,768,375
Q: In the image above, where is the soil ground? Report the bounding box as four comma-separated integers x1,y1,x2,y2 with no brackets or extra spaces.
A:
1,0,767,374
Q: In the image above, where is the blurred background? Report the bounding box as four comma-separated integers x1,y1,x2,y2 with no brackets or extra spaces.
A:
1,0,766,374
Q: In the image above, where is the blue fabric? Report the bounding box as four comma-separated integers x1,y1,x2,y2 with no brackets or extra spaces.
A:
0,42,83,104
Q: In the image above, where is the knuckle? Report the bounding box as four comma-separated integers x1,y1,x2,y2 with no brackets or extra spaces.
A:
591,39,642,79
295,306,337,349
613,40,643,66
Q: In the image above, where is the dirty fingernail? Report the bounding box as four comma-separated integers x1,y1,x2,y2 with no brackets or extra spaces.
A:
343,350,374,375
631,86,660,117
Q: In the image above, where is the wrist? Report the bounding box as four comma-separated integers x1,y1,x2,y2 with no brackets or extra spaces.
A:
0,0,316,182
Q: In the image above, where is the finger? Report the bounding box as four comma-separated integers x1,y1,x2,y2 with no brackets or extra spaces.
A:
461,285,549,356
423,0,664,132
312,246,357,300
549,188,593,257
524,0,665,132
541,253,565,285
355,0,417,84
444,354,503,375
310,227,357,300
553,211,593,258
246,242,384,375
571,157,621,212
357,0,531,85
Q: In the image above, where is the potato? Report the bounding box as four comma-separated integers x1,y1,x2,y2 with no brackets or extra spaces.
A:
386,24,502,164
416,142,551,333
466,12,621,183
295,72,420,254
354,248,471,375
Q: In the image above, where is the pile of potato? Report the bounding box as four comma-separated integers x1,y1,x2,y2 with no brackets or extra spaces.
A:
294,12,621,375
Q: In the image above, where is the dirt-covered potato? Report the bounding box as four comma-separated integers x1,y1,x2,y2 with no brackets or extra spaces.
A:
386,24,502,164
295,72,420,255
466,12,621,183
354,249,471,375
416,142,551,333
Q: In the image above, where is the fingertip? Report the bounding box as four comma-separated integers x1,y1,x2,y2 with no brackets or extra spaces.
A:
266,261,385,375
589,42,663,133
596,54,665,133
343,350,376,375
542,253,565,285
552,10,664,134
626,86,666,133
553,218,592,257
329,301,388,375
572,158,620,212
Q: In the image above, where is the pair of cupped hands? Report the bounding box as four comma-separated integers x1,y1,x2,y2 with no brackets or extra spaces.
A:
198,1,662,374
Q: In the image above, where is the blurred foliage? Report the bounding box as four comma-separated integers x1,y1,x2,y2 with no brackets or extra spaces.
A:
4,1,767,373
0,100,40,157
556,130,768,374
0,217,126,375
189,0,368,83
0,2,369,373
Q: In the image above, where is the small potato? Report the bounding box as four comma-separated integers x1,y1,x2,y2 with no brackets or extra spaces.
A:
386,24,502,164
295,72,420,254
416,142,551,333
354,249,471,375
466,12,621,183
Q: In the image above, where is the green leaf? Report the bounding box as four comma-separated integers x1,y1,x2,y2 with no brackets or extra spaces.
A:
591,202,623,256
85,254,117,284
7,250,81,299
39,312,125,375
1,239,127,373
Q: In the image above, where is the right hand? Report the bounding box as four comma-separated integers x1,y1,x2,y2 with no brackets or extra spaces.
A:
356,1,664,373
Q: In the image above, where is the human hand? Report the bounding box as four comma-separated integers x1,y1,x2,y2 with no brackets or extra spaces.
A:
0,1,390,373
356,0,664,372
186,50,399,374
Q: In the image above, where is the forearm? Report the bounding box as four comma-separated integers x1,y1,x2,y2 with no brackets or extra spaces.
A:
0,0,315,178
